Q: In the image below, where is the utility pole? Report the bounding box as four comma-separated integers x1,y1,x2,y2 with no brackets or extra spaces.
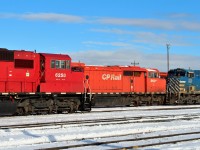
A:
166,44,170,72
131,61,139,66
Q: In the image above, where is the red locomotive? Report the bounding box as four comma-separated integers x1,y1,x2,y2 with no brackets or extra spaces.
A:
0,48,91,115
0,48,167,115
83,65,166,106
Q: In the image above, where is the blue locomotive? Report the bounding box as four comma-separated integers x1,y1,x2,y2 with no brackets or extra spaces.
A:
167,68,200,104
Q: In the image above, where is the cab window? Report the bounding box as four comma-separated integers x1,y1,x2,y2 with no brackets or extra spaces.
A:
134,71,141,77
187,72,194,78
148,72,158,78
51,60,70,69
51,60,55,68
55,60,60,69
66,60,70,69
61,61,66,69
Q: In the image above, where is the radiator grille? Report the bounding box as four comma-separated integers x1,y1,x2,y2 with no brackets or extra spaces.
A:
0,48,14,61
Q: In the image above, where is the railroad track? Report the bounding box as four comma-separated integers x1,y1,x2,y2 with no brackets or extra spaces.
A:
92,105,200,113
1,112,200,130
40,131,200,150
1,105,198,117
1,106,200,149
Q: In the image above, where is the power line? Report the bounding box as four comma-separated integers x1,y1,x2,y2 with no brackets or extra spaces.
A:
131,61,139,66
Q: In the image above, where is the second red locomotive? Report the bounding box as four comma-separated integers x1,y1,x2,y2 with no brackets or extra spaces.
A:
72,63,166,107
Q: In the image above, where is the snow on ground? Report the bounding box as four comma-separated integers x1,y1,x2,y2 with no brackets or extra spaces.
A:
0,105,200,149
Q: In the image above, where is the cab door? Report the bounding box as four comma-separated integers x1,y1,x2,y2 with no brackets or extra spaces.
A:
122,71,134,93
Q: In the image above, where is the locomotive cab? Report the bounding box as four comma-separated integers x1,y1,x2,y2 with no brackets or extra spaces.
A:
168,68,197,93
39,53,84,93
37,54,89,113
167,68,200,104
145,68,166,93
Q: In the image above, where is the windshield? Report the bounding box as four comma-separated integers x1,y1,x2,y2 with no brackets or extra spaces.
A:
168,69,186,77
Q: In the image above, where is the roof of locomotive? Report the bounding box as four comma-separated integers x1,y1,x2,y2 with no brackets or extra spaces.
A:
169,68,194,73
0,49,40,61
71,62,85,67
146,68,159,72
40,53,71,60
84,65,146,72
2,49,71,60
0,48,10,51
0,48,36,53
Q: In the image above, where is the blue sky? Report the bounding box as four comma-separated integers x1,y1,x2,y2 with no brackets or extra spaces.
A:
1,0,200,71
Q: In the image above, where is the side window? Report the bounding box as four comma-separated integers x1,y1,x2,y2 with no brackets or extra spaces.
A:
71,67,83,72
51,59,70,69
61,60,66,69
148,72,158,78
123,71,133,76
51,60,55,68
188,72,194,78
176,71,186,77
66,60,70,69
148,72,152,78
55,60,60,69
123,71,141,77
134,71,141,77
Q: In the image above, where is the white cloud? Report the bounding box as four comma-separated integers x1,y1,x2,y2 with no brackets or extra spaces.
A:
82,41,132,47
96,17,200,32
97,18,176,30
90,28,135,35
90,28,194,46
0,13,85,23
1,13,200,31
167,13,193,19
133,32,193,46
180,21,200,31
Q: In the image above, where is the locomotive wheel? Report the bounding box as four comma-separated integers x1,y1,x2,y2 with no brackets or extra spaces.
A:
57,110,63,114
133,101,138,107
192,100,197,104
16,107,25,116
146,101,150,106
152,101,160,105
68,102,75,113
86,104,92,112
48,107,53,114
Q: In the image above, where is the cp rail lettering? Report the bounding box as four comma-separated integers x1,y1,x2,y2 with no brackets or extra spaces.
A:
102,74,122,80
